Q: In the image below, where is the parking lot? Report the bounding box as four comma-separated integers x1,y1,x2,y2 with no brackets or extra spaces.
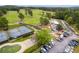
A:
48,34,78,53
48,19,79,53
39,19,79,53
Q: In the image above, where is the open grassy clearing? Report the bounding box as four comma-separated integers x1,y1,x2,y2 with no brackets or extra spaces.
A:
0,44,21,53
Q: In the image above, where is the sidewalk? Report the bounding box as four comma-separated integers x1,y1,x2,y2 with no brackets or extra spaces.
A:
0,39,36,53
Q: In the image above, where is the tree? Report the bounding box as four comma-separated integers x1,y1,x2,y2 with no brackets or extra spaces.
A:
16,9,20,13
64,15,69,20
36,29,52,45
0,11,4,17
18,13,24,24
56,24,63,31
75,18,79,30
55,11,65,19
28,9,33,16
1,9,7,14
25,9,27,15
66,16,74,25
40,16,49,25
46,12,52,19
0,17,8,30
41,11,45,16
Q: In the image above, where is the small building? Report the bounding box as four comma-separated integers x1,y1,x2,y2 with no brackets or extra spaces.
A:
50,19,59,32
50,19,59,25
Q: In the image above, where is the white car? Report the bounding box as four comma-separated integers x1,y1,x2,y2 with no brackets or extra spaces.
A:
40,48,47,53
51,40,55,45
60,34,63,38
64,46,74,53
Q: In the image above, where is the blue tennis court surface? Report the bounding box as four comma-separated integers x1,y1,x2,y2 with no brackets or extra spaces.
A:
0,32,9,42
0,26,32,42
8,26,32,38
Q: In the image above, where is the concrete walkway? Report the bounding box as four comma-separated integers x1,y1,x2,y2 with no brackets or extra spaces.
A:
0,39,36,53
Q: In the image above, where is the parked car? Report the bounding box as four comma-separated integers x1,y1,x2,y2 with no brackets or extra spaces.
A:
64,46,74,53
40,48,47,53
43,45,49,51
63,32,70,37
50,40,55,45
40,40,55,53
68,40,79,46
56,38,63,42
48,42,54,48
60,34,63,38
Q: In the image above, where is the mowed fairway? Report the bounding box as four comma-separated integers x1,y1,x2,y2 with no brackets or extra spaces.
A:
5,9,43,25
6,11,19,24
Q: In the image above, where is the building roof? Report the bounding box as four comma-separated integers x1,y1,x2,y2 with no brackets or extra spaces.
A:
8,26,32,38
18,26,32,35
8,29,22,38
50,19,59,24
0,32,9,42
0,26,32,42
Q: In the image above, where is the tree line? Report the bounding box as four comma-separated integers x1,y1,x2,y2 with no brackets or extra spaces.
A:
52,8,79,30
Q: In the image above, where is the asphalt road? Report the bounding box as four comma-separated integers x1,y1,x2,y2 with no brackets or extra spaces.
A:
48,20,79,53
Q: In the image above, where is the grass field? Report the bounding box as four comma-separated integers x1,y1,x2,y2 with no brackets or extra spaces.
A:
5,9,42,25
13,35,32,42
0,44,21,53
74,46,79,53
5,9,54,25
24,43,41,53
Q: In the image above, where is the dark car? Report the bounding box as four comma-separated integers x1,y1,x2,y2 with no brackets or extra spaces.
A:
68,40,79,46
63,32,70,37
43,45,50,51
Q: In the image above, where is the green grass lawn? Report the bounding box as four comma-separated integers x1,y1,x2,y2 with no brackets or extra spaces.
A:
33,47,40,53
74,46,79,53
24,43,41,53
5,11,19,24
12,35,32,42
8,24,21,29
5,9,54,25
5,9,42,25
20,9,42,25
0,44,21,53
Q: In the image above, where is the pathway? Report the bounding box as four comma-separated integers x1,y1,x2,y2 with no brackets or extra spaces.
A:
0,39,36,53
